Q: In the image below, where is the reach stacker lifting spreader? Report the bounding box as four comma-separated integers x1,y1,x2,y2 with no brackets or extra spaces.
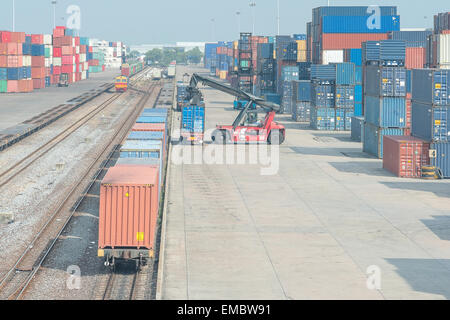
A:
187,73,286,145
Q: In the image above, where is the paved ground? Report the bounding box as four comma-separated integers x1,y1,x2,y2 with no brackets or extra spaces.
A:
0,69,120,131
159,66,450,300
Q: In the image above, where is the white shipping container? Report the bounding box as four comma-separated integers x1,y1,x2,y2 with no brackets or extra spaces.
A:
23,56,31,67
80,54,86,62
438,34,450,70
81,71,87,80
44,34,52,45
53,57,62,67
72,38,76,47
73,73,76,82
322,50,344,65
45,58,51,68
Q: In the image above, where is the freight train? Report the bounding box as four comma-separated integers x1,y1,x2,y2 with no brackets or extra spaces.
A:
121,61,145,77
98,85,172,269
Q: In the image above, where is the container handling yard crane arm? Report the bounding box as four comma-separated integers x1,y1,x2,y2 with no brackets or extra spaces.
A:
188,73,281,130
186,73,286,145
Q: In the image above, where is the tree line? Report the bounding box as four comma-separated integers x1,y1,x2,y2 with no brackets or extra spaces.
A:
144,47,203,66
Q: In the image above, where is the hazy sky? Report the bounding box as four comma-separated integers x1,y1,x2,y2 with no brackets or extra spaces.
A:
0,0,448,45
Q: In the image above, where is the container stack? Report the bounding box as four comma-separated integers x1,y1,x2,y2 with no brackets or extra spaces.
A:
310,63,355,130
427,12,450,69
311,6,399,65
389,30,431,69
362,40,408,158
410,69,450,178
310,64,336,130
250,36,268,91
280,65,299,114
275,35,297,95
294,34,307,63
0,31,33,93
53,26,75,84
88,39,105,73
256,43,276,96
204,43,219,70
291,80,311,122
31,34,46,89
238,33,253,93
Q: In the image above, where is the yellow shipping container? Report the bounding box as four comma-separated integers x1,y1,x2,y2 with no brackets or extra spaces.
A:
296,40,307,51
233,41,239,50
297,50,307,62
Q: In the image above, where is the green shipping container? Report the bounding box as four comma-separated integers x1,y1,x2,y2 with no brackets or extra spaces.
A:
0,80,7,93
45,48,51,58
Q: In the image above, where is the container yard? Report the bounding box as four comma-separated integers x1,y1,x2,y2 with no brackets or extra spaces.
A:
1,2,450,307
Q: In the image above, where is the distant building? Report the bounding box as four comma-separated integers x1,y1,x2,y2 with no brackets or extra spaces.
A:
131,42,206,54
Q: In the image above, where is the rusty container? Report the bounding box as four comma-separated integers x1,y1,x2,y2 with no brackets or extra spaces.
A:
98,165,159,255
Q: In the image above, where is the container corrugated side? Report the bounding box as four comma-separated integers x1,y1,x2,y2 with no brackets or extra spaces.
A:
312,84,335,107
365,96,406,128
293,80,311,102
438,34,450,69
363,123,405,158
313,6,397,20
292,101,311,122
411,102,450,142
322,16,400,34
431,142,450,177
98,166,159,251
335,62,355,85
412,69,450,105
311,107,335,130
364,65,406,97
323,50,344,64
322,33,389,50
351,117,364,141
383,135,430,178
311,64,336,80
335,86,355,108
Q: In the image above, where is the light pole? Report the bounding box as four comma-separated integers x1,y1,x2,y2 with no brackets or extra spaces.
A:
12,0,15,32
249,1,256,35
277,0,280,35
52,1,57,29
236,11,241,35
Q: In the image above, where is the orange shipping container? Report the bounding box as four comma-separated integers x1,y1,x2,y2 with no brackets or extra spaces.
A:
7,55,22,68
0,56,6,67
18,79,33,92
31,67,45,79
98,165,160,255
322,33,389,50
7,80,19,93
405,47,426,69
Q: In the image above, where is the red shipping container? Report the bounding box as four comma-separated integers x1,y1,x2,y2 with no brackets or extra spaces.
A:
31,56,45,67
75,54,80,64
62,65,73,74
10,32,25,43
322,33,389,50
7,80,19,93
0,43,8,55
405,47,426,69
62,55,74,65
53,66,61,75
102,65,105,72
31,67,45,79
32,78,45,89
18,79,33,92
88,46,93,53
383,136,430,178
76,72,81,82
80,45,86,54
53,36,72,47
53,47,62,57
52,74,60,84
7,55,23,68
61,46,73,56
0,56,6,67
53,27,65,38
74,37,80,46
0,31,11,43
132,123,166,132
406,97,412,129
31,34,44,44
45,67,51,77
98,165,159,253
7,43,22,55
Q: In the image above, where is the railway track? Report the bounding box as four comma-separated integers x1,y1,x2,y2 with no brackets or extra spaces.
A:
0,78,161,300
0,71,147,190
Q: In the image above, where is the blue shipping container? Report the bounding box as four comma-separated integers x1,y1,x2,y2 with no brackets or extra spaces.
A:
335,86,355,108
264,93,282,105
313,6,398,20
351,117,365,142
355,66,362,85
143,108,169,116
335,62,356,85
7,68,21,80
22,43,32,55
292,101,311,122
293,80,311,102
363,123,405,158
311,107,335,130
322,16,400,34
355,85,363,103
312,84,335,107
355,103,363,117
411,102,450,142
364,66,406,97
412,69,450,106
365,96,406,128
0,68,6,80
182,105,205,133
335,109,353,131
137,116,167,124
311,64,336,81
362,40,406,64
31,44,45,56
350,49,362,66
430,142,450,178
127,131,164,141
